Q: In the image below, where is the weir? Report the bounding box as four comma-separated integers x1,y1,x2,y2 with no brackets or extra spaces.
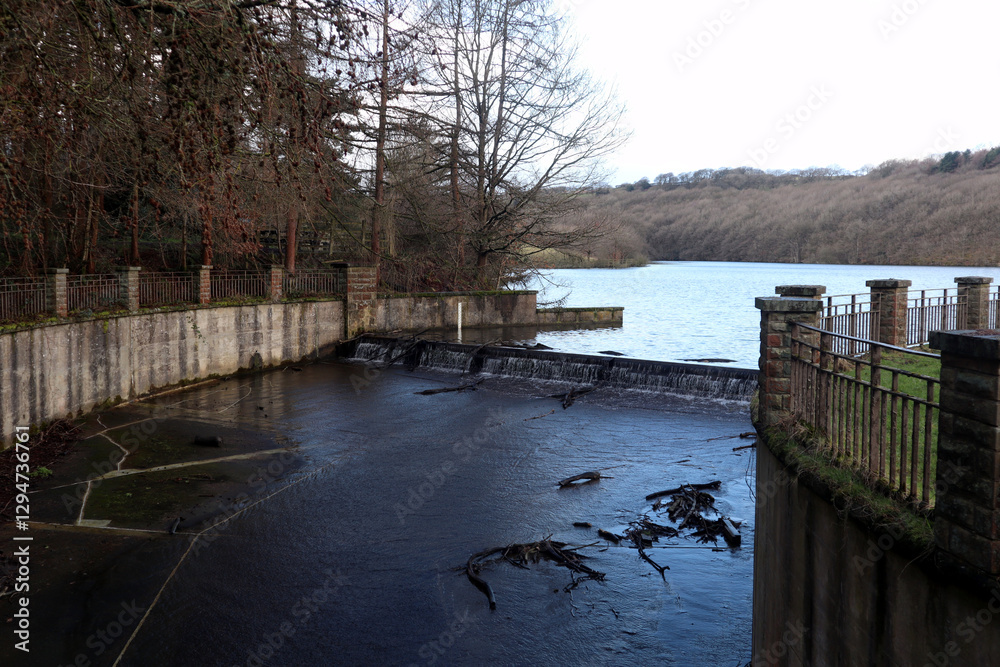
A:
345,336,757,401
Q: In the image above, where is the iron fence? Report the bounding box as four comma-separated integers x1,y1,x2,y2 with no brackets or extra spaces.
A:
66,274,122,313
791,323,939,507
820,293,879,356
0,277,47,321
283,269,345,298
139,272,196,307
906,289,966,346
210,270,267,300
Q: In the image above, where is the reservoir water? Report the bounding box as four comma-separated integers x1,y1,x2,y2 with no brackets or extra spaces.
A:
528,261,1000,367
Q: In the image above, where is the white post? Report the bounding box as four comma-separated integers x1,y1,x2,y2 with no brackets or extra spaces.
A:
457,302,463,343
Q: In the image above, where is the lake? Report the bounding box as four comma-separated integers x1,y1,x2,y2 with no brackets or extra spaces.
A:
527,261,1000,368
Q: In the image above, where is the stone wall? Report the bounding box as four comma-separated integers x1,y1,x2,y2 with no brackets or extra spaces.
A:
535,307,623,325
753,441,1000,666
0,300,344,444
373,291,538,331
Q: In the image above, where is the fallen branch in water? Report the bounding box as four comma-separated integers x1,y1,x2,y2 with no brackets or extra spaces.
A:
464,539,605,610
732,443,757,452
548,386,594,409
645,480,721,501
557,471,612,487
524,409,556,421
415,379,483,395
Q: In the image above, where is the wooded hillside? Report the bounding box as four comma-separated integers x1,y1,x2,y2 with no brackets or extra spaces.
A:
566,151,1000,266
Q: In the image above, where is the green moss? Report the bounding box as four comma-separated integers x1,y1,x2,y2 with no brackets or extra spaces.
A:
762,424,934,551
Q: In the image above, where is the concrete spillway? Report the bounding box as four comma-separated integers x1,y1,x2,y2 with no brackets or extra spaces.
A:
345,336,758,402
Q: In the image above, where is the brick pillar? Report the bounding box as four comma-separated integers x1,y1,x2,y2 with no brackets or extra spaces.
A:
269,265,284,303
955,276,993,331
929,329,1000,577
346,266,377,337
45,268,68,318
867,279,912,347
198,265,212,305
755,294,824,426
775,285,826,300
117,266,140,312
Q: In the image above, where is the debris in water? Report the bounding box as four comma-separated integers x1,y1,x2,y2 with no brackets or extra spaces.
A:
548,386,594,409
645,480,721,501
681,358,736,363
557,471,611,487
464,539,605,610
572,522,592,528
598,350,625,356
597,529,621,544
732,443,756,452
524,409,556,421
415,379,483,395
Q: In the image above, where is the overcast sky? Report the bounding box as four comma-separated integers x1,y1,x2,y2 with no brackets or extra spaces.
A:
565,0,1000,184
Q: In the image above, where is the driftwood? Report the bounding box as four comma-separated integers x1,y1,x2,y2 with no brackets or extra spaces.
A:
645,480,721,501
572,521,592,528
732,443,757,452
557,471,612,487
415,379,483,395
597,529,621,544
464,539,605,610
548,386,594,409
598,350,625,356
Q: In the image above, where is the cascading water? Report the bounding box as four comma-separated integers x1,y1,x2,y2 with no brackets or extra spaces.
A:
347,336,757,402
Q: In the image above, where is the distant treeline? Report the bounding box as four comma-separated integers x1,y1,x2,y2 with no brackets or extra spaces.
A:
563,149,1000,266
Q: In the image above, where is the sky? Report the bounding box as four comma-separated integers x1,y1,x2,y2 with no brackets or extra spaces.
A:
564,0,1000,184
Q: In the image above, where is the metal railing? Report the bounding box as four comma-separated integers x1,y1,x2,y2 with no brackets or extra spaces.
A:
989,285,1000,329
210,270,268,300
907,289,966,347
139,272,196,307
0,277,47,322
820,293,879,356
791,323,939,507
66,274,122,313
283,269,345,298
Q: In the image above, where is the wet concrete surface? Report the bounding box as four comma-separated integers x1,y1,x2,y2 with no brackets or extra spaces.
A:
2,361,755,666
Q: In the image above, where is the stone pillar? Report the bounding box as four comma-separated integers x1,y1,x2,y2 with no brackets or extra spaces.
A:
346,266,377,337
955,276,993,331
269,265,284,303
775,285,826,300
45,268,68,318
867,279,912,347
755,293,824,426
929,330,1000,577
198,266,212,305
117,266,140,312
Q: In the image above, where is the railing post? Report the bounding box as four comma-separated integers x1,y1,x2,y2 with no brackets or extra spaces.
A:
866,279,912,346
346,266,377,337
269,265,285,303
929,329,1000,578
955,276,992,331
117,266,140,312
197,265,212,305
756,290,824,427
45,268,68,318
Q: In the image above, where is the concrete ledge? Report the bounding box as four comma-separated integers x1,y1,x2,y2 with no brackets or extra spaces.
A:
754,297,824,313
536,307,623,325
866,279,912,289
931,330,1000,361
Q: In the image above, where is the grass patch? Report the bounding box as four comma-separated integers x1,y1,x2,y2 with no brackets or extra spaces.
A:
764,423,935,552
